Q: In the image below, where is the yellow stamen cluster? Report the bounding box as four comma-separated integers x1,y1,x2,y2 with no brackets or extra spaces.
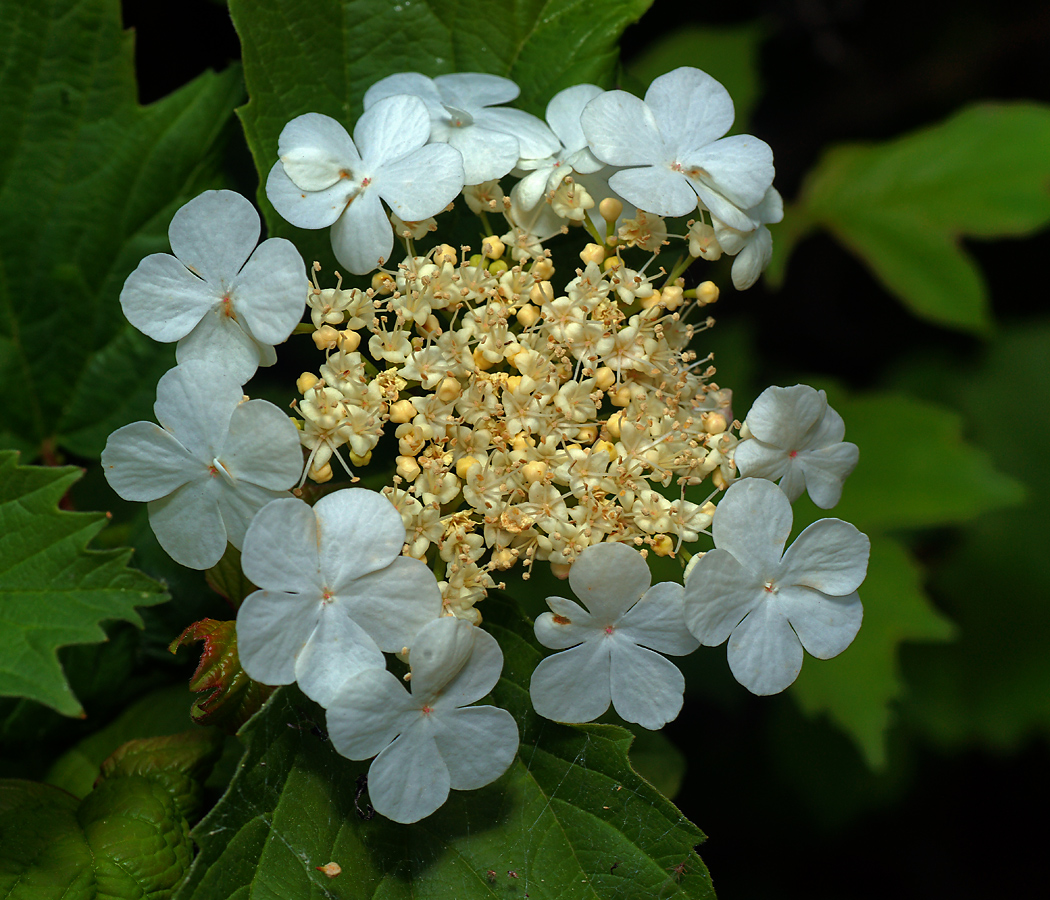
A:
294,242,739,621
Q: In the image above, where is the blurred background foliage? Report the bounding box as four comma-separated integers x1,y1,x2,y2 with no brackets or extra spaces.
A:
1,0,1047,897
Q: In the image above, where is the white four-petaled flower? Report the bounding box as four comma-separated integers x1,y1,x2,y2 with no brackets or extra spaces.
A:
683,478,870,695
581,67,774,229
529,541,699,730
101,360,303,569
735,384,859,508
119,190,308,383
266,96,464,275
326,616,518,824
236,489,443,706
364,72,559,184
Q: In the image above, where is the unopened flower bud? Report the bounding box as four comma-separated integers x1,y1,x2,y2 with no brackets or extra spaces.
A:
522,460,547,483
531,257,554,280
309,462,333,484
602,255,621,272
420,314,442,336
576,425,598,444
337,329,361,352
312,325,339,350
389,399,416,423
506,375,523,394
599,197,623,222
297,372,319,394
610,386,632,407
594,367,616,391
651,534,674,556
482,235,505,259
580,243,605,266
488,258,509,276
661,284,685,310
348,449,372,466
593,439,616,456
696,281,719,306
437,376,461,403
468,253,485,268
529,281,554,305
371,272,394,294
550,562,571,580
701,412,727,434
435,243,457,266
516,303,541,327
472,346,495,370
605,411,624,439
455,455,480,480
711,467,728,490
396,455,420,481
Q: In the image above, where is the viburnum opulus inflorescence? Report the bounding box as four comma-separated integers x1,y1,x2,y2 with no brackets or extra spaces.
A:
102,66,871,824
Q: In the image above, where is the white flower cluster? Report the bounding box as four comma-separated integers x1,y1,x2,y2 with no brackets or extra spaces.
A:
99,67,872,825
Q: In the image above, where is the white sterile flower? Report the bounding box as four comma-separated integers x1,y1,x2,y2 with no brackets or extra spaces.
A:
529,541,698,730
514,84,606,211
266,97,464,275
712,186,784,290
683,478,870,695
735,384,859,509
326,616,518,824
236,488,443,706
101,360,302,570
119,190,307,383
364,72,559,184
581,67,774,229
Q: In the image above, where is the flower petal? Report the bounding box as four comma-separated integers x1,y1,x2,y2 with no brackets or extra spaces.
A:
102,421,198,501
355,94,431,166
265,162,349,230
567,541,651,622
346,556,442,653
314,488,405,585
278,113,359,191
529,639,612,723
712,479,792,576
147,477,226,569
326,667,418,759
214,479,288,550
618,581,699,656
797,443,860,508
406,617,477,702
376,143,464,222
435,706,518,790
534,596,596,650
477,107,559,159
435,72,519,108
546,84,604,153
645,67,735,156
745,384,826,448
609,641,685,729
608,166,698,219
444,125,519,184
329,188,392,274
230,237,307,345
683,134,775,213
167,191,260,287
777,586,863,659
730,226,773,290
152,362,239,462
220,399,303,491
368,721,450,823
726,599,803,695
364,72,442,111
429,622,504,710
240,497,322,593
295,606,386,706
236,588,321,685
778,518,870,596
683,547,764,645
733,439,791,482
119,253,218,342
582,91,665,167
175,307,268,384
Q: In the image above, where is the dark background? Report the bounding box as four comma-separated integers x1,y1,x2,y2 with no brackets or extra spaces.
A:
122,1,1050,897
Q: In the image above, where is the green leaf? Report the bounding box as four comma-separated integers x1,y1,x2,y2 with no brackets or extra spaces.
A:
0,730,221,900
790,534,955,769
782,103,1050,332
175,597,713,900
624,24,765,129
229,0,653,268
170,619,275,732
814,387,1024,533
887,321,1050,749
0,0,244,457
0,451,168,716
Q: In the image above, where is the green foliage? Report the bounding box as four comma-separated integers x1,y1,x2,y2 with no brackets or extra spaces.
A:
888,322,1050,750
229,0,653,270
175,597,712,900
624,24,764,128
0,451,168,716
171,619,275,732
769,104,1050,333
0,730,222,900
782,388,1021,767
0,0,244,458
